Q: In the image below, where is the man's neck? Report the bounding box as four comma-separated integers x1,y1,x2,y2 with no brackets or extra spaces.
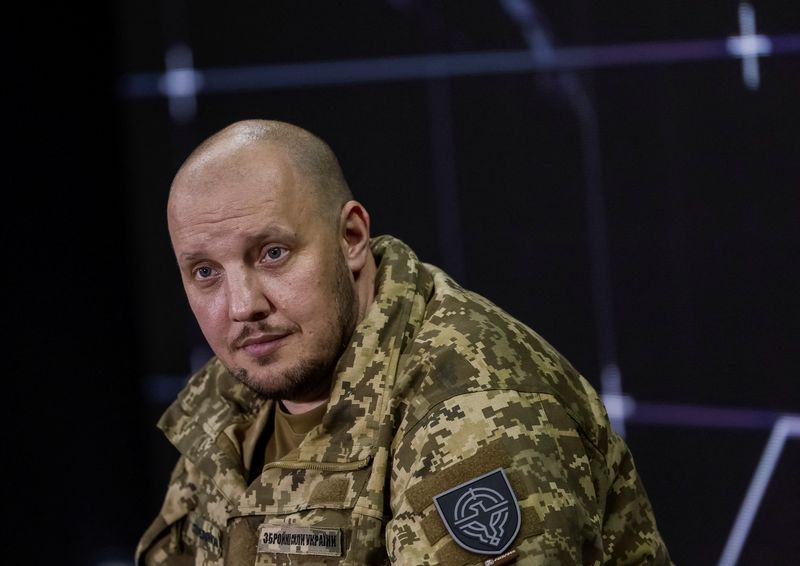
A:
281,397,328,415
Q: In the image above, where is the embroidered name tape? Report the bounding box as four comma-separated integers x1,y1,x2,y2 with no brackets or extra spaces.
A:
433,468,521,556
257,525,342,557
183,517,222,554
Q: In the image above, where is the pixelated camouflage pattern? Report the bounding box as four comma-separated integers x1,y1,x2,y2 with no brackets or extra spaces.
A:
137,235,673,565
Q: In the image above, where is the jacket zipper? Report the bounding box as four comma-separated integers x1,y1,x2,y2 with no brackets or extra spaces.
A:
264,456,371,473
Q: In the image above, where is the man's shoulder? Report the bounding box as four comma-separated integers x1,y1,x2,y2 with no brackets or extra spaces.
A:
409,263,582,392
398,264,609,446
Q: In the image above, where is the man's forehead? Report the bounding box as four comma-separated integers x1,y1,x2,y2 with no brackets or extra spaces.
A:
170,141,314,210
181,137,292,181
167,142,322,245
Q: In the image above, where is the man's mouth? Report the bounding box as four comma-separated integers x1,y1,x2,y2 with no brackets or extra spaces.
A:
237,333,290,357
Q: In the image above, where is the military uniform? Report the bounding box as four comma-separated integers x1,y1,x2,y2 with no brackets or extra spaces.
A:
137,235,673,565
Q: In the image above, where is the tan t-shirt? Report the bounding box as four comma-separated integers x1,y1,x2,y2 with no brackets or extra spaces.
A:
265,401,327,464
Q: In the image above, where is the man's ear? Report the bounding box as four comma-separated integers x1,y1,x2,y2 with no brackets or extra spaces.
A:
340,200,371,272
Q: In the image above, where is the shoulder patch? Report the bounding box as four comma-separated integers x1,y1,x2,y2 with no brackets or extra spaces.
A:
433,468,521,556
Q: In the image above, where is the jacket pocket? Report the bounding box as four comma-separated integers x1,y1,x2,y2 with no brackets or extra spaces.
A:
228,462,387,565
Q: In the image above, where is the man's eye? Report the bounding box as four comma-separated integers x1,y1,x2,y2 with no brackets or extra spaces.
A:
195,266,214,279
264,247,286,261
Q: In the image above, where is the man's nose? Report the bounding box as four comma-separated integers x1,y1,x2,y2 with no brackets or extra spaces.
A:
227,268,271,322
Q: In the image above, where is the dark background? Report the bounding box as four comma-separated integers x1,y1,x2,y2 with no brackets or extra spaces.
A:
8,1,798,564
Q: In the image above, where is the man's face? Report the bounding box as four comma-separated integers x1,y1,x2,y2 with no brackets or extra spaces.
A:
167,142,358,400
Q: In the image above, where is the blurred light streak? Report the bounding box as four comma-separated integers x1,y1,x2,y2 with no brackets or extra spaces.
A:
601,364,628,436
500,0,623,436
629,402,784,430
718,416,800,566
120,34,800,98
159,43,202,122
726,2,772,90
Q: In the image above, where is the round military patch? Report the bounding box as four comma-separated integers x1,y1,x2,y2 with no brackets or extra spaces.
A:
433,468,521,556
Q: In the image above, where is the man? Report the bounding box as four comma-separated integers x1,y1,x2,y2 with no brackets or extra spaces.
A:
137,119,672,565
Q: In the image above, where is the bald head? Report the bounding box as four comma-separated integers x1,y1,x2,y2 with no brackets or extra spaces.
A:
171,119,353,225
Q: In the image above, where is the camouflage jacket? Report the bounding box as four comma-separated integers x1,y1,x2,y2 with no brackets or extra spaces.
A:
137,235,672,565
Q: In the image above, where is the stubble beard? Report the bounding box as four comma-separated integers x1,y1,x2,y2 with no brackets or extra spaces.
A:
232,253,358,401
